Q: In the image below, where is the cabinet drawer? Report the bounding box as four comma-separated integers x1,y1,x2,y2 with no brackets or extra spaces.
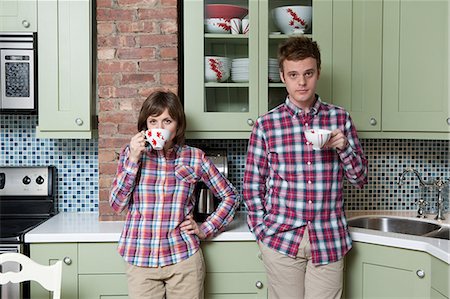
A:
202,241,264,273
78,243,125,274
205,272,267,298
79,274,128,298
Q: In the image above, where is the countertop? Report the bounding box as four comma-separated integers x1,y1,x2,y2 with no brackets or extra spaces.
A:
25,211,450,264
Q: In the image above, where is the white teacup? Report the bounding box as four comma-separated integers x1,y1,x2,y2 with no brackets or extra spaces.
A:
305,129,332,150
145,128,171,150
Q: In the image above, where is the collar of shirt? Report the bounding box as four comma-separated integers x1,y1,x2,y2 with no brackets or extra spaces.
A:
284,95,321,117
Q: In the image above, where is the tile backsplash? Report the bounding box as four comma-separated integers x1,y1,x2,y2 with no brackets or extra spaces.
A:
1,115,449,213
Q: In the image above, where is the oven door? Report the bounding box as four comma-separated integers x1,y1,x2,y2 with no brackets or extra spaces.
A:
0,48,36,112
0,244,23,299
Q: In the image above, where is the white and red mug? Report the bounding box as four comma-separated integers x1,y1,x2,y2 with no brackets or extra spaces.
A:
145,128,171,150
305,129,331,150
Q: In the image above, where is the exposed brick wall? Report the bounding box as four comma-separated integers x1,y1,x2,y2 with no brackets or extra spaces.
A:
97,0,179,220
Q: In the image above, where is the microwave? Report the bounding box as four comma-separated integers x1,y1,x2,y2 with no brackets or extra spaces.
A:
0,32,37,114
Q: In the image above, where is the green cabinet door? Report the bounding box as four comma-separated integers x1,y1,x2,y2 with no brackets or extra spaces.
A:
184,0,259,136
30,243,78,299
79,274,129,299
431,256,450,298
0,0,36,31
202,241,268,299
331,0,383,131
36,0,94,138
345,242,431,299
382,0,449,132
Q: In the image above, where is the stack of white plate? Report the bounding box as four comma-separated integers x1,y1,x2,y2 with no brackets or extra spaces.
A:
269,58,281,82
231,58,249,83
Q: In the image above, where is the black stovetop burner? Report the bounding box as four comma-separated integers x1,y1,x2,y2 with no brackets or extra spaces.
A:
0,217,51,243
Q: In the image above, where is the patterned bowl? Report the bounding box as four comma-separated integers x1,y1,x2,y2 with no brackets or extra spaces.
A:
205,18,231,34
205,56,231,82
272,6,312,34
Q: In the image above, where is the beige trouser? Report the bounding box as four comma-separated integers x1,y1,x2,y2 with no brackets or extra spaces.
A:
125,249,205,299
258,228,344,299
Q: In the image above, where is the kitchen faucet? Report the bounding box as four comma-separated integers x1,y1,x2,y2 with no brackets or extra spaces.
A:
398,167,449,220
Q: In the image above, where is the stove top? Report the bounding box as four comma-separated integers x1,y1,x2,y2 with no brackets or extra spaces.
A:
0,217,50,242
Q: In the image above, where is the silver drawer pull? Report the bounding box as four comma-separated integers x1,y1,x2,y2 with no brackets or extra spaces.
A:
63,257,72,265
22,20,30,28
247,119,254,126
369,117,377,126
416,269,425,278
75,118,84,126
255,281,263,289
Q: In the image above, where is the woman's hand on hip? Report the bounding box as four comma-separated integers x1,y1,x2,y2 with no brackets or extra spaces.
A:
180,215,206,239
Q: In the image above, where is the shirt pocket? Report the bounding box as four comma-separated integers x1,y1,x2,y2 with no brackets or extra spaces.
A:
268,152,297,182
174,164,199,184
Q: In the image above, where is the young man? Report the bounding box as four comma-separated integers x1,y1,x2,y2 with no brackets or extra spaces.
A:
243,36,368,299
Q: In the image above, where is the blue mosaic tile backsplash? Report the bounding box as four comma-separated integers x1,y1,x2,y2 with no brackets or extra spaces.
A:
1,115,449,214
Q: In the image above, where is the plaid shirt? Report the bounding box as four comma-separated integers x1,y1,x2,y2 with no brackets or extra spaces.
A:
243,97,368,265
110,144,240,267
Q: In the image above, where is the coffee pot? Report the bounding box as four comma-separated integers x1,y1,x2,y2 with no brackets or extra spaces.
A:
193,149,228,222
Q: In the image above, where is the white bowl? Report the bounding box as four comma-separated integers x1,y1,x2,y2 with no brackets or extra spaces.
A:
272,6,312,34
205,18,231,33
205,56,231,82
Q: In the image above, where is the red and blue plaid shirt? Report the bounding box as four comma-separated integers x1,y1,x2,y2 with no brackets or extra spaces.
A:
110,144,240,267
243,97,368,265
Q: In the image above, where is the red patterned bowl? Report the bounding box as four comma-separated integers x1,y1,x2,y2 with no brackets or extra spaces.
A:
205,4,248,19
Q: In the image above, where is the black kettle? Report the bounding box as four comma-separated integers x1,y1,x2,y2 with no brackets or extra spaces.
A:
192,149,228,222
193,182,219,222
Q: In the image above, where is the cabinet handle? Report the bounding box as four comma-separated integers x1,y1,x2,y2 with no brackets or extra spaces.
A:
63,257,72,265
247,119,254,126
446,117,450,125
75,118,84,126
22,20,30,28
416,269,425,278
369,117,377,126
255,281,263,289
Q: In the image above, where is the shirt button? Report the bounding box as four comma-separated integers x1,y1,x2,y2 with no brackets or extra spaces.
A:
308,180,312,184
308,200,312,204
305,123,309,127
307,161,311,165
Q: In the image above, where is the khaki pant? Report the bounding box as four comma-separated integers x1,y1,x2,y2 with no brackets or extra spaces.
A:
125,249,205,299
258,229,344,299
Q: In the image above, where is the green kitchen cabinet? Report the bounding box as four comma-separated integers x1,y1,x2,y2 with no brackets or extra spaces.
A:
31,242,129,299
431,255,450,299
36,0,96,139
202,241,268,298
0,0,36,31
30,241,267,299
331,0,449,139
183,0,332,139
30,243,78,299
344,242,450,299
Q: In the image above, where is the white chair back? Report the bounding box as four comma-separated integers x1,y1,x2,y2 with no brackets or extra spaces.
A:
0,252,62,299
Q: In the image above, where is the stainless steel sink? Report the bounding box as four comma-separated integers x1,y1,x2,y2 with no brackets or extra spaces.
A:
423,227,450,240
347,216,442,237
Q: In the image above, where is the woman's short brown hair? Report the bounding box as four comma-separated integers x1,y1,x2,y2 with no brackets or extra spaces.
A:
278,36,321,73
137,90,186,146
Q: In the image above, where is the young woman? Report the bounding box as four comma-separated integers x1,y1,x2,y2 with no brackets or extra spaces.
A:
109,90,240,299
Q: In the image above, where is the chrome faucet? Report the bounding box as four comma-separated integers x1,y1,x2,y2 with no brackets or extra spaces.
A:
398,167,449,220
433,178,449,221
398,167,431,187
